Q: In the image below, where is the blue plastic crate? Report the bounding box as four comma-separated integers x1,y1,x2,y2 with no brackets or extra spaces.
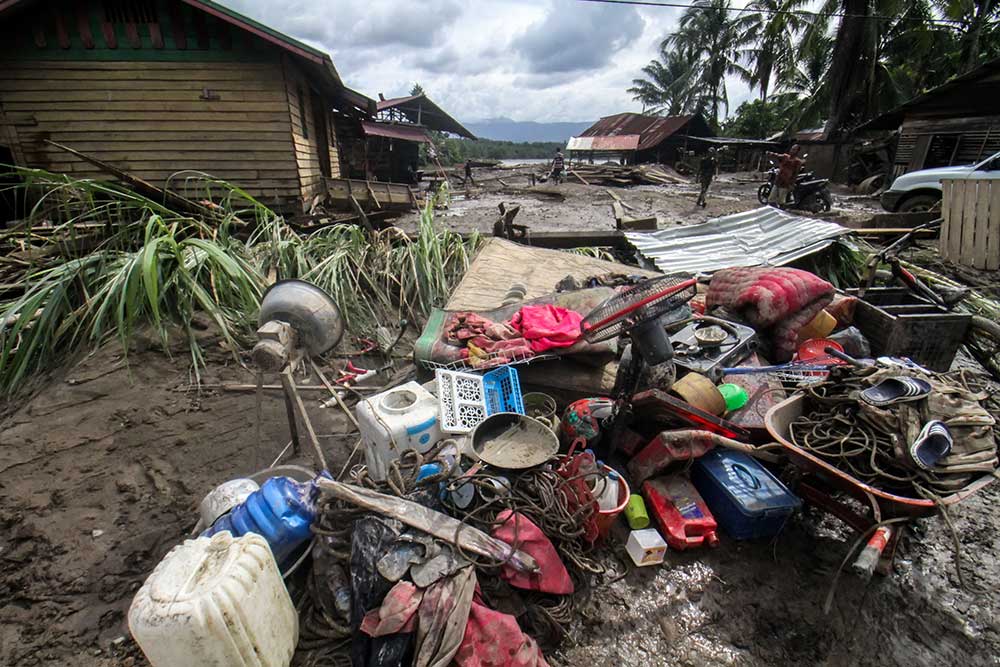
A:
690,449,801,540
482,366,524,416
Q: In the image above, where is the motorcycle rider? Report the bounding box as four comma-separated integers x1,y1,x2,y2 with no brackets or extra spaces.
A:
765,144,804,208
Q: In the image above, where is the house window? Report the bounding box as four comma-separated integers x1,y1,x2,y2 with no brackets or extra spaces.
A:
104,0,159,23
298,86,309,139
924,134,960,168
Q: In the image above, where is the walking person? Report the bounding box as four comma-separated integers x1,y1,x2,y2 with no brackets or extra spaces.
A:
765,144,804,209
696,148,718,208
549,150,565,185
464,161,475,187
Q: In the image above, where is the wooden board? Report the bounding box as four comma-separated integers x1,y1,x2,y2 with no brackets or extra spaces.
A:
447,237,658,311
941,177,1000,270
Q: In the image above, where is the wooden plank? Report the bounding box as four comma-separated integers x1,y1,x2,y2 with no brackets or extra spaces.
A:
27,140,293,152
0,89,289,103
0,79,283,92
948,179,965,262
26,120,294,132
6,100,292,113
20,130,294,142
169,2,188,50
961,179,979,262
45,141,215,216
973,180,992,269
31,148,296,162
76,6,95,49
0,60,281,71
990,181,1000,271
939,179,951,261
0,68,285,81
32,110,291,122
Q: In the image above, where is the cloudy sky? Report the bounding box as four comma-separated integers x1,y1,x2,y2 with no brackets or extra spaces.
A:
224,0,756,124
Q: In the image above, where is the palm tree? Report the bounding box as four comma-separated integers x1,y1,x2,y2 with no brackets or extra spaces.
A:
742,0,811,101
627,47,697,115
664,0,754,126
935,0,1000,72
775,31,833,129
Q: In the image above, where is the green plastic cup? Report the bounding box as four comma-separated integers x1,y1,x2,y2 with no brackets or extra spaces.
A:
718,383,749,412
624,494,650,530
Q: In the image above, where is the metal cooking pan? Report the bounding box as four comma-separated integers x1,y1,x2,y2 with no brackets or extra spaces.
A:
471,413,559,470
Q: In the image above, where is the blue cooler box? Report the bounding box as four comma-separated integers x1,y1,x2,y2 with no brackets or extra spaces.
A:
691,449,801,540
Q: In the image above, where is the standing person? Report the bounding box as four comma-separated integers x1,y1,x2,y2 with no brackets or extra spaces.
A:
696,148,718,208
550,150,565,184
464,161,475,187
765,144,804,208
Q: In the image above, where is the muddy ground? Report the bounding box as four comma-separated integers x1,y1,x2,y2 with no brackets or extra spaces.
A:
396,167,882,235
2,176,999,667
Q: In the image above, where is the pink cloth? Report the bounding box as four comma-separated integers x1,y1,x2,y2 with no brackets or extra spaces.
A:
492,511,574,595
360,581,422,637
454,597,550,667
509,305,583,353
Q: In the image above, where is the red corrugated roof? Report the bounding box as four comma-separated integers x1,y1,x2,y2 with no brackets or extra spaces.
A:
579,113,711,150
362,121,431,143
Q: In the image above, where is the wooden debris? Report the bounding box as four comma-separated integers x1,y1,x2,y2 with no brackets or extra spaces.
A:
562,163,687,187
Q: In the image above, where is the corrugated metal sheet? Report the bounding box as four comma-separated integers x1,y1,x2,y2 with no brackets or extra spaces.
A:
624,207,850,274
362,121,431,143
375,94,476,139
566,134,640,151
578,113,710,151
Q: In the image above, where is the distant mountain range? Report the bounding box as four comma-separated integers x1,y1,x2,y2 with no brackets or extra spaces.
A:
464,117,593,143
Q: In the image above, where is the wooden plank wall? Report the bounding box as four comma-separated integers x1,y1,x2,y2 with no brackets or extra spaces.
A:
0,59,302,205
941,177,1000,270
282,57,340,205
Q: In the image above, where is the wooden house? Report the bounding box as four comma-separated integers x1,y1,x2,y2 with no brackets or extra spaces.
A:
858,57,1000,181
0,0,374,213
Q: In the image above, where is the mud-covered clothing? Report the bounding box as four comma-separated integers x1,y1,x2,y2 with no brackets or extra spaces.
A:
699,155,717,185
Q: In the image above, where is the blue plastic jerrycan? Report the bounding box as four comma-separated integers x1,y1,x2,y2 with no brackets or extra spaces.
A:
203,475,322,565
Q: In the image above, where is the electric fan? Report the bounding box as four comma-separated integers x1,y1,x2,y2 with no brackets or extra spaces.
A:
581,275,698,366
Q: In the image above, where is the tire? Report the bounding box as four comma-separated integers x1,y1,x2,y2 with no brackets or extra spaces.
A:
757,184,771,205
806,192,827,214
898,194,939,213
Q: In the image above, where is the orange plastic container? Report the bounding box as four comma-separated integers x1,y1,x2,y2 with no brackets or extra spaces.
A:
594,465,630,539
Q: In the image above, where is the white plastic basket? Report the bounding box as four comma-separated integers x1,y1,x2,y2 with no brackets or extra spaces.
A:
436,369,489,434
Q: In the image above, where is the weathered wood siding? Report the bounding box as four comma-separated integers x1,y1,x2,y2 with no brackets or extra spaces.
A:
0,0,342,213
282,57,340,204
0,60,302,205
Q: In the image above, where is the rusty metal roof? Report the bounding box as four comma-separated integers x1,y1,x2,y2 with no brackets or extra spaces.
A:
566,134,641,151
362,121,431,143
625,207,849,274
579,113,712,151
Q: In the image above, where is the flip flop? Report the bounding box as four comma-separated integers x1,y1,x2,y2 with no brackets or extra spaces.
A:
859,376,932,407
908,421,953,471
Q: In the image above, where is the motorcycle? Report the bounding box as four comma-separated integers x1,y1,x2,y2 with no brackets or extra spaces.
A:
756,159,834,213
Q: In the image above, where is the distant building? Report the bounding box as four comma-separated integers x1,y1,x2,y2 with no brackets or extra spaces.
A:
857,57,1000,181
336,92,476,183
0,0,374,213
567,113,714,165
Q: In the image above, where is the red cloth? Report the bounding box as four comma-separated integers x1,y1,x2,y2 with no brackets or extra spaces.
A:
707,267,834,362
509,305,583,353
491,511,573,595
454,596,550,667
360,581,422,637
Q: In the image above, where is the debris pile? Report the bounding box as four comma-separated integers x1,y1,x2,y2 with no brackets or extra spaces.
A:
564,163,686,187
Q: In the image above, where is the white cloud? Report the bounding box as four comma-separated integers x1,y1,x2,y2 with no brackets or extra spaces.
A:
221,0,756,123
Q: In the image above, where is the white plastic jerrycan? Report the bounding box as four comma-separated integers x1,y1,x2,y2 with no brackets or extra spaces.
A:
356,381,444,481
128,531,297,667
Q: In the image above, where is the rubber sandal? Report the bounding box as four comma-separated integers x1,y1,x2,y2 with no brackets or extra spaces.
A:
907,421,953,471
859,376,932,407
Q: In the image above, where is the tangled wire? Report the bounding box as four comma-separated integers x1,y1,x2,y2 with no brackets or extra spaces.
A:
297,442,612,658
